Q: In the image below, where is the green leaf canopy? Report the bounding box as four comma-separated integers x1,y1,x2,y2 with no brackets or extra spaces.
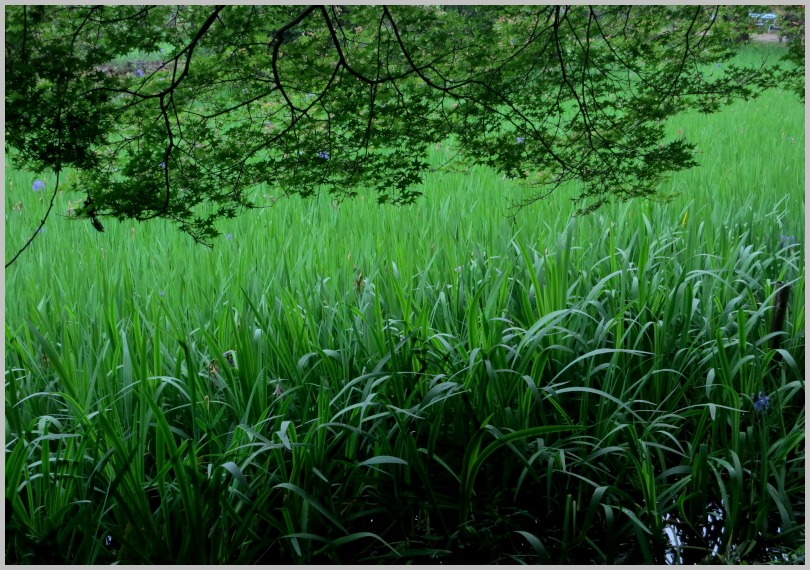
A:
5,5,803,243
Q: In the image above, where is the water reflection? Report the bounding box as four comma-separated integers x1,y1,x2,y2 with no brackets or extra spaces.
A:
663,500,793,564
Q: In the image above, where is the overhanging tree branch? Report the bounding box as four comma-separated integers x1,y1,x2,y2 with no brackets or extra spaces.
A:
4,4,797,256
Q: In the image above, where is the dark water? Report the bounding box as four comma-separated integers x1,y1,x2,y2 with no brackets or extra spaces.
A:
89,500,803,564
662,500,801,565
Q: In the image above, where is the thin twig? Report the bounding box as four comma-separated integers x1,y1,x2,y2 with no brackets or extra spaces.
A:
6,170,62,269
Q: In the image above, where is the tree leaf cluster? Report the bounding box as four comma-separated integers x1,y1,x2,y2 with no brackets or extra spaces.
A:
5,5,803,243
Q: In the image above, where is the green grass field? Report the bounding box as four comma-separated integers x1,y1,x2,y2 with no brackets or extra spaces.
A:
4,44,805,564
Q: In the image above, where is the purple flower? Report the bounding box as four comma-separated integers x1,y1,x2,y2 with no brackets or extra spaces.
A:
753,391,771,413
226,233,234,241
317,151,330,160
135,68,146,78
32,179,46,192
516,136,526,144
780,234,798,248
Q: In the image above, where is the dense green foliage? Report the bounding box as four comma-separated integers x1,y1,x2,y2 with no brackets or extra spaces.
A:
5,43,804,563
4,5,804,247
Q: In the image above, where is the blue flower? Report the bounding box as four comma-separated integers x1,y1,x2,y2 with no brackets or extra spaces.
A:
516,136,526,144
159,291,166,297
226,233,234,241
135,68,146,78
780,234,798,248
753,391,771,413
32,179,46,192
317,151,330,160
37,226,46,234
